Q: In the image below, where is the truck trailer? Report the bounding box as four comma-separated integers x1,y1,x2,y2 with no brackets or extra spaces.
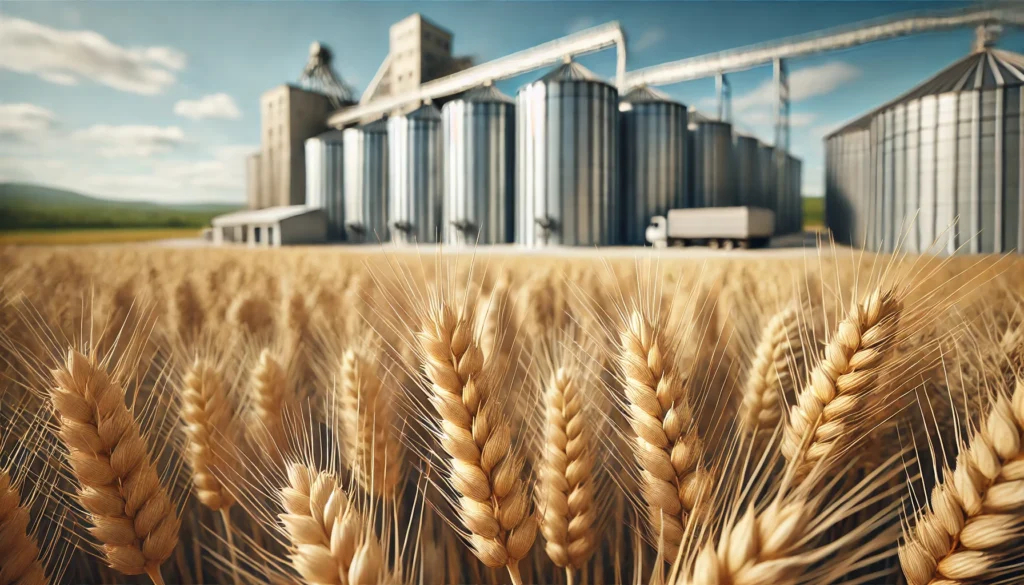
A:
645,207,775,249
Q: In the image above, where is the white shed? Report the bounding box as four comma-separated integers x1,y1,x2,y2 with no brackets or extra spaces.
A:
211,205,328,246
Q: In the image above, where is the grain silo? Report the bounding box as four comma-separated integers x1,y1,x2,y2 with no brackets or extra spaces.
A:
689,120,737,208
305,130,345,239
758,143,777,217
825,42,1024,254
619,85,688,245
785,154,803,234
442,85,515,246
388,104,443,245
734,134,762,208
342,119,388,243
517,61,619,247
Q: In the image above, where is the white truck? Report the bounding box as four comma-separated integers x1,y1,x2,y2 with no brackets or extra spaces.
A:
645,207,775,249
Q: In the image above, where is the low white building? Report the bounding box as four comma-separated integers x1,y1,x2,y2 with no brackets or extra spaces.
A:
211,205,328,246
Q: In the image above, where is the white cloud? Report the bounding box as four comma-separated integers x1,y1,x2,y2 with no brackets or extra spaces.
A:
732,61,861,113
0,16,186,95
566,16,597,34
70,125,186,157
0,103,59,141
633,28,666,53
173,93,242,120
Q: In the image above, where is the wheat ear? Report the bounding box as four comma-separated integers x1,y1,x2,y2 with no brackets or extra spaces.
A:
49,350,179,584
618,310,711,561
538,366,598,579
279,462,385,585
739,304,804,434
0,469,47,585
416,301,537,584
781,288,902,480
338,349,402,497
899,377,1024,585
250,349,291,460
181,359,238,511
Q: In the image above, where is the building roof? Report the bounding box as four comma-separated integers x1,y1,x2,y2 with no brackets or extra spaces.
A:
828,48,1024,139
212,205,320,227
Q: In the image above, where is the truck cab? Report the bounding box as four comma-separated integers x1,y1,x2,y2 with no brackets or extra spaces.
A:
646,216,668,248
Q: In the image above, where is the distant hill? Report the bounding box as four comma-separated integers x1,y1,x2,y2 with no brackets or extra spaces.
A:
0,183,242,230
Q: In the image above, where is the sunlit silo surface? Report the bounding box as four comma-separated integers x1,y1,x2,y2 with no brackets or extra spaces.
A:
689,121,736,208
305,131,345,239
442,86,515,245
388,104,443,245
342,119,388,243
517,62,619,247
733,134,762,208
619,86,688,245
825,47,1024,254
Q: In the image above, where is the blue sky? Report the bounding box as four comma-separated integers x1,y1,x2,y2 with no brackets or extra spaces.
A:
2,1,1021,204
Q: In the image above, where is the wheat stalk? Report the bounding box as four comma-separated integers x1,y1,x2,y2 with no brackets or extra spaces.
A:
537,366,598,579
0,468,47,585
899,377,1024,585
781,288,902,480
278,462,385,585
49,349,179,584
739,304,804,434
416,299,537,584
337,348,402,498
618,310,711,561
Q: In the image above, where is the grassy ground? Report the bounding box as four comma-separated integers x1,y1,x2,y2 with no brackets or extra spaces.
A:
803,197,824,230
0,228,202,245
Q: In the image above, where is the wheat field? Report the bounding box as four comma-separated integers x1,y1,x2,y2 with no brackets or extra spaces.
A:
0,244,1022,585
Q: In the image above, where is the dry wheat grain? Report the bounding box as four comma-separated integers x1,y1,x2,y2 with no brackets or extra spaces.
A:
618,310,712,561
899,377,1024,585
337,348,402,498
0,468,47,585
416,299,537,584
781,288,902,480
181,359,238,511
50,350,180,584
739,303,805,434
537,366,598,577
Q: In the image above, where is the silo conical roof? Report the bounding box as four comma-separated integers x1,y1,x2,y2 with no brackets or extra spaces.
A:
620,84,679,104
540,61,601,82
358,118,388,132
830,48,1024,138
313,129,346,142
459,85,514,103
405,103,442,121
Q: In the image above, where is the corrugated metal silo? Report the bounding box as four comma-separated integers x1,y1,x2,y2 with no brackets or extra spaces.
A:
825,46,1024,254
342,119,389,243
688,120,736,208
442,85,515,245
305,130,345,240
786,154,803,234
758,143,777,217
388,104,443,245
824,124,870,247
517,62,619,247
619,85,688,245
734,134,762,208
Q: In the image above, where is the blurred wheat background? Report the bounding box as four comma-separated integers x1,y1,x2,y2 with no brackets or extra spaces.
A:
1,245,1022,585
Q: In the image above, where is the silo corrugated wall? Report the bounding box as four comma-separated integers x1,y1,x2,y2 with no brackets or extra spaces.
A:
619,87,688,245
517,62,619,247
343,119,388,243
689,121,737,208
442,86,516,245
388,105,443,245
305,131,345,240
